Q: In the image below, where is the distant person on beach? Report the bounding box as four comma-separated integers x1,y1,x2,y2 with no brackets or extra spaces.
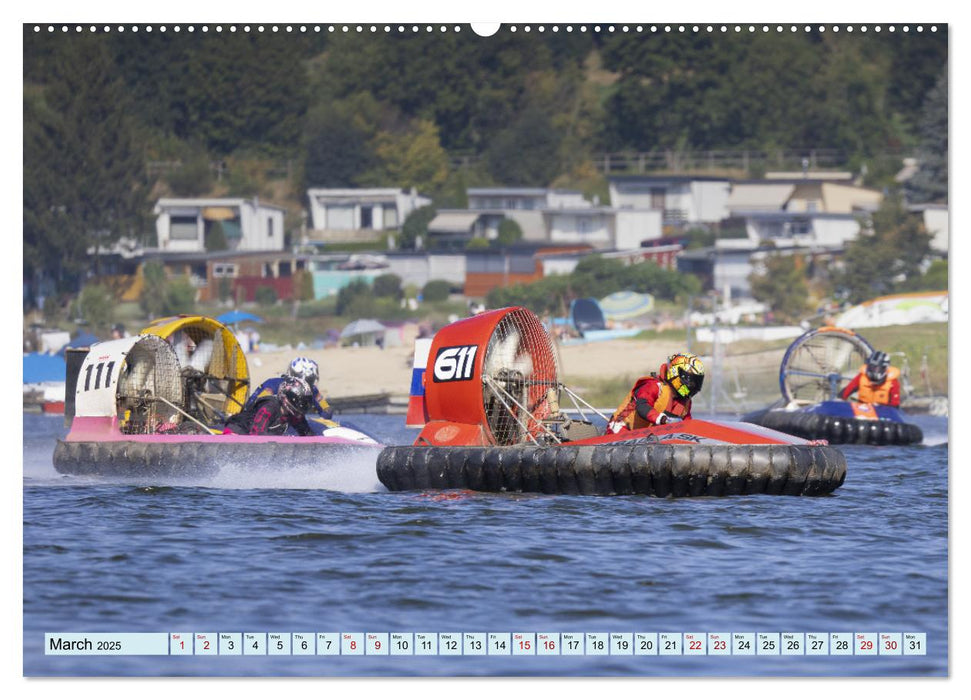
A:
839,350,901,407
223,375,315,436
244,356,333,419
606,353,705,433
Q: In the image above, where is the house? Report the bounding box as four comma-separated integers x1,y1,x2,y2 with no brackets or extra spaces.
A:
426,187,662,252
154,198,286,253
909,203,949,254
306,188,432,244
608,175,732,227
725,177,883,250
463,244,593,297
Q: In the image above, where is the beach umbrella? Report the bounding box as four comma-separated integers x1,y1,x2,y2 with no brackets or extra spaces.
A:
216,310,264,326
339,319,387,338
599,291,655,320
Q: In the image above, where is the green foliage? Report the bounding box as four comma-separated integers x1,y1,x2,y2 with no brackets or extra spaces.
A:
421,279,451,303
254,286,279,306
301,97,378,189
139,262,168,319
205,221,228,252
358,119,450,195
373,273,403,300
75,284,116,329
906,69,948,203
465,238,490,251
164,277,197,315
748,253,812,323
139,262,197,317
487,256,700,315
336,279,372,316
496,219,524,247
914,259,948,292
167,154,212,196
399,205,437,250
837,192,933,304
217,277,233,303
23,35,150,294
293,269,315,302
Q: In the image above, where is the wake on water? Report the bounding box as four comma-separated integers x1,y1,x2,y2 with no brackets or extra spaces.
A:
24,443,387,492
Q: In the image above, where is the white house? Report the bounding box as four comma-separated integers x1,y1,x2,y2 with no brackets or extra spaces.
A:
154,198,286,253
910,203,949,253
608,175,731,225
426,187,661,251
306,188,431,243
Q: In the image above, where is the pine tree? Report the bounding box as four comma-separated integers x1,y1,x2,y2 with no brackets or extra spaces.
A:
905,69,948,204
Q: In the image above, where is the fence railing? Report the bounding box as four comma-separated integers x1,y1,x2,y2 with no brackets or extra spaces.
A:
148,148,909,183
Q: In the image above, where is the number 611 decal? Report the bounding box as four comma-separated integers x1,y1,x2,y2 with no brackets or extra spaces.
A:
433,345,478,382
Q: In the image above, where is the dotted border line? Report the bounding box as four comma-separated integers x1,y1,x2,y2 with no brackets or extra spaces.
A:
32,24,939,35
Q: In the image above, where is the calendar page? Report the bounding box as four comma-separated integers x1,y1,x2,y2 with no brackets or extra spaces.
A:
19,3,953,689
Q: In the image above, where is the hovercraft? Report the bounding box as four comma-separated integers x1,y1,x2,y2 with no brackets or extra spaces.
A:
377,307,846,497
742,326,922,445
53,316,381,478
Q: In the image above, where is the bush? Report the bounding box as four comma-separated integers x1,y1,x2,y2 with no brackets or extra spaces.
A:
496,218,523,247
254,286,279,306
139,261,168,319
75,283,115,328
217,277,233,303
373,273,403,299
163,277,197,315
205,221,228,251
336,278,372,315
421,279,451,303
166,155,212,197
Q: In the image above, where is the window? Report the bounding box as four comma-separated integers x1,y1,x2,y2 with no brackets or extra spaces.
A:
268,217,274,237
360,206,373,229
579,218,590,234
169,215,198,241
650,188,666,210
212,263,238,278
385,208,398,228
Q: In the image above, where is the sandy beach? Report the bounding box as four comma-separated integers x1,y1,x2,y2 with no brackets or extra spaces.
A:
248,333,685,400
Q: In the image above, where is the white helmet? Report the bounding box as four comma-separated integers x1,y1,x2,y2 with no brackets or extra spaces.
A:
288,356,319,386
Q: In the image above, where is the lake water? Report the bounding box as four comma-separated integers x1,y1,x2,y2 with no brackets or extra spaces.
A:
22,412,949,677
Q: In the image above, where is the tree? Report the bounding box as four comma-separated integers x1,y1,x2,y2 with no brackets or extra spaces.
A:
167,153,213,197
748,253,812,323
496,219,523,247
139,262,168,319
358,119,450,195
302,100,377,189
837,193,933,303
24,35,150,295
399,205,437,250
74,284,116,330
205,221,229,252
905,68,948,204
421,279,451,302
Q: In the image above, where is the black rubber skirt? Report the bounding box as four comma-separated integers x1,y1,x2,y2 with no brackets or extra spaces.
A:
53,440,381,478
743,409,923,446
375,443,847,497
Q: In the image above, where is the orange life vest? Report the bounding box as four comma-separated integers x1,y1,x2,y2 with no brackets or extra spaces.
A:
856,365,900,405
609,373,690,431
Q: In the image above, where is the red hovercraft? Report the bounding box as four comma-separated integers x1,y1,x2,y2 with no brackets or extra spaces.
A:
376,307,846,497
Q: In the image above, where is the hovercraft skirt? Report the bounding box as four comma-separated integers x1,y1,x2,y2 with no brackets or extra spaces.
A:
53,440,381,478
376,443,846,497
745,410,923,446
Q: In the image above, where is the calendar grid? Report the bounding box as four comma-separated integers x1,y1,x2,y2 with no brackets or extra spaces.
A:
44,632,927,657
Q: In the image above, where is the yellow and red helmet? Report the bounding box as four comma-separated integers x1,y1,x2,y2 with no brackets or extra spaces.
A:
665,353,706,398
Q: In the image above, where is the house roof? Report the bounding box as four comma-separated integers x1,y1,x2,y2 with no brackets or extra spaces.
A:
726,184,795,210
427,211,481,233
467,187,551,196
608,175,731,183
154,198,287,212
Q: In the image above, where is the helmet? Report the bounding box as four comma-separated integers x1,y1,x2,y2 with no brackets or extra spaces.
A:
288,357,319,386
278,375,313,417
866,351,890,384
665,353,706,398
